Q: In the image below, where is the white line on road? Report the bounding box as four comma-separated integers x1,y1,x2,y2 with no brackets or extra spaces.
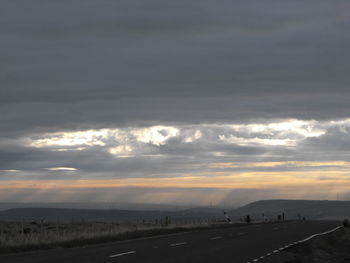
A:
298,226,343,243
109,251,136,258
210,236,222,240
246,225,343,262
170,242,187,247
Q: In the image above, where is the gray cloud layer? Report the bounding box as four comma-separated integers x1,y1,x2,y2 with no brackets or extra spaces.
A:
1,0,350,137
1,1,350,203
0,120,349,179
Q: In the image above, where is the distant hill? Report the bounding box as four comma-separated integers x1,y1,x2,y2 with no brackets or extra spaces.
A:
0,206,223,223
229,200,350,220
0,202,194,212
4,200,348,222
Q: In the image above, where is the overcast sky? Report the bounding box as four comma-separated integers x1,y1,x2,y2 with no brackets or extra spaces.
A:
1,0,350,206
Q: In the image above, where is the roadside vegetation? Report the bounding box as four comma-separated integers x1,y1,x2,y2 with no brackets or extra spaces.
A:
0,214,291,254
0,219,228,254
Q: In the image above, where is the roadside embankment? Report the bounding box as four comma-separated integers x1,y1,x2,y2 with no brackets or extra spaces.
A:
264,225,350,263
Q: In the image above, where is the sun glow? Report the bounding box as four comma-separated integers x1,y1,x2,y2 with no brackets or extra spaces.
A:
1,170,350,190
208,161,350,169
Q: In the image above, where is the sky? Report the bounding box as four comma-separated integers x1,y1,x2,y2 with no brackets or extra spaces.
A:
1,0,350,207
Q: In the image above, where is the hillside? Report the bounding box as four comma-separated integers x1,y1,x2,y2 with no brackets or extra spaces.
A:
1,200,349,223
0,207,223,223
0,202,194,211
229,200,350,220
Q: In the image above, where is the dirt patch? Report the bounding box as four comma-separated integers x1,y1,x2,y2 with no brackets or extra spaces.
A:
264,227,350,263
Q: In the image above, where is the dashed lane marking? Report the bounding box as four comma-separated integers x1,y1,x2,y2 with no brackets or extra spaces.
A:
210,236,222,240
246,225,343,262
109,251,136,258
170,242,187,247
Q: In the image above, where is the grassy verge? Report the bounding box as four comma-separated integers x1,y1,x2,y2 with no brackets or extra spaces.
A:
0,221,248,254
0,220,290,254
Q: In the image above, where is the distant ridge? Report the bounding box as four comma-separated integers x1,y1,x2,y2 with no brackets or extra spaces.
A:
1,200,348,222
0,207,223,222
229,199,350,220
0,202,195,212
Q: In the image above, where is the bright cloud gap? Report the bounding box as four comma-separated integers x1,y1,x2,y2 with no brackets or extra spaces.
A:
45,167,78,171
25,118,337,158
3,118,350,204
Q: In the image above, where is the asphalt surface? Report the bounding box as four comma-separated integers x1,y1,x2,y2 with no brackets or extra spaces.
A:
0,221,340,263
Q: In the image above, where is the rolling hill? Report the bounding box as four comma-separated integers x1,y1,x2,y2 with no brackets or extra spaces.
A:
0,206,223,223
229,199,350,220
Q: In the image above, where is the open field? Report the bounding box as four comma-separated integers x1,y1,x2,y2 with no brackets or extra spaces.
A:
1,200,349,256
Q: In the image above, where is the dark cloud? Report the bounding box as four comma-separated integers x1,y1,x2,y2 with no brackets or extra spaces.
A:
1,0,350,136
1,1,350,203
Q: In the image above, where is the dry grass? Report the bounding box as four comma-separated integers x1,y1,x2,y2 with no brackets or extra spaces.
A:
0,219,221,253
0,221,138,247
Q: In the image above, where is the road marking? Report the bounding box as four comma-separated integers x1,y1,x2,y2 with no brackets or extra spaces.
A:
109,251,136,258
170,242,187,247
298,226,342,243
246,225,343,263
211,236,222,240
238,232,246,235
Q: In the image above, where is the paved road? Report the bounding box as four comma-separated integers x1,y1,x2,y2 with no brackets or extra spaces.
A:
0,221,340,263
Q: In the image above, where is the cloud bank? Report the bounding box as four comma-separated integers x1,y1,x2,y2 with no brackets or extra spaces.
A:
1,0,350,205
